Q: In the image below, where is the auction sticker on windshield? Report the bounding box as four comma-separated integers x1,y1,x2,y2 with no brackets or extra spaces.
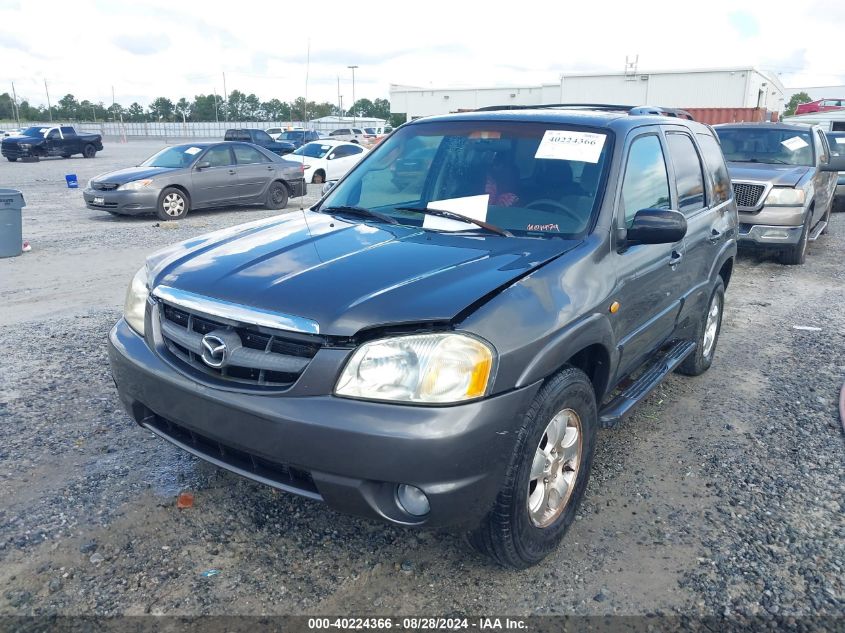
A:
781,136,809,152
535,130,606,163
185,147,202,155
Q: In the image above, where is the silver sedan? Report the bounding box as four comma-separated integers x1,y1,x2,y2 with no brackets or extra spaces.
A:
82,142,307,220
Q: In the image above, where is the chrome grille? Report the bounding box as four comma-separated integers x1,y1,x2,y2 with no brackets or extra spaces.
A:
732,183,766,209
157,303,321,389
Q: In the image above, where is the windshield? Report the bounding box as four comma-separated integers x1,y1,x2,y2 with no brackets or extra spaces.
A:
715,127,815,166
280,131,305,141
294,142,332,158
21,126,48,137
140,145,204,168
320,120,611,238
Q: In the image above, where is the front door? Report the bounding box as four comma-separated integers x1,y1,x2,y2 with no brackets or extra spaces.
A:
191,145,238,207
609,129,687,380
233,143,273,200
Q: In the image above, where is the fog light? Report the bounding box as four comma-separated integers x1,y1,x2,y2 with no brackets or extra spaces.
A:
762,229,790,240
396,484,430,517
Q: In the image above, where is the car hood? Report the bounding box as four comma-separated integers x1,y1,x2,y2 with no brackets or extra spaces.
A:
2,135,41,143
726,162,812,187
149,211,578,336
93,166,181,184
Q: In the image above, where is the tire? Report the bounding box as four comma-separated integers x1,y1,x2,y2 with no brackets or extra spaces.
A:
265,180,289,210
350,140,360,145
61,154,72,159
156,187,190,220
677,278,725,377
82,144,97,158
6,157,16,162
780,212,810,265
468,367,597,569
311,170,325,184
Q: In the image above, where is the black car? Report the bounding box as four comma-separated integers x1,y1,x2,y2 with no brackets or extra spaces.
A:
2,125,103,161
109,105,737,568
223,129,295,156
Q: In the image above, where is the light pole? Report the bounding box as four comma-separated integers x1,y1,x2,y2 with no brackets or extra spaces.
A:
347,65,358,126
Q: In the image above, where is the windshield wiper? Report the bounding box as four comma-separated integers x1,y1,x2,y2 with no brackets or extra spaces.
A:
320,205,398,225
394,206,512,237
730,157,791,165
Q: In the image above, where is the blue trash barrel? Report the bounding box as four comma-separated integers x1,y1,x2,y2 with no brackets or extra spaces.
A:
65,174,79,188
0,189,26,258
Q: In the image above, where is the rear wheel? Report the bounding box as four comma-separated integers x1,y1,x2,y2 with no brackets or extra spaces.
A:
677,278,725,377
82,144,97,158
468,367,597,569
265,181,289,210
156,187,189,220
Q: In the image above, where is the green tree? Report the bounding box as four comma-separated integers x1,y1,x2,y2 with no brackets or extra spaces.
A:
348,98,374,118
785,92,811,116
175,97,191,121
261,98,290,121
371,98,391,120
0,92,16,120
57,94,79,119
191,94,220,121
127,102,144,122
148,97,175,121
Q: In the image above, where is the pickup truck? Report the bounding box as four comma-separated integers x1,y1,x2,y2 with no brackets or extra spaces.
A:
1,125,104,161
223,129,295,156
109,105,737,568
714,122,844,264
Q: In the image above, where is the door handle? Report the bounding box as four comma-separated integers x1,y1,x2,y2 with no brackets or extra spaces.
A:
266,165,274,170
708,229,723,244
669,250,683,266
228,169,236,175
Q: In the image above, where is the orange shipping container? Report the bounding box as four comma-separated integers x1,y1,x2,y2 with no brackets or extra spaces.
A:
684,107,779,125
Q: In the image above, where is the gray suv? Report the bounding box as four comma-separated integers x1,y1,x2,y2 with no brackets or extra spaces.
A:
715,122,843,264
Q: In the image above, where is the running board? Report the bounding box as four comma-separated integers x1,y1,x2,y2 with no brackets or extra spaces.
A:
598,340,696,429
808,221,827,241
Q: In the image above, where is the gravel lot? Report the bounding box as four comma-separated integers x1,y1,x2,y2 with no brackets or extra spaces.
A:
0,142,843,619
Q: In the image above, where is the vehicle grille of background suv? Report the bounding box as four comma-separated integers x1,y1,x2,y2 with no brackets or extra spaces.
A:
157,303,322,389
732,183,766,209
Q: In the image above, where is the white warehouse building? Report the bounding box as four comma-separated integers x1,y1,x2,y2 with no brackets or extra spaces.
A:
390,67,785,121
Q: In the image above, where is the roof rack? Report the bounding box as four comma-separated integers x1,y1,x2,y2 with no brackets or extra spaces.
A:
475,103,695,120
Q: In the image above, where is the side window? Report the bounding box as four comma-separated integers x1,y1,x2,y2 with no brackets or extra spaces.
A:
233,144,268,164
47,129,61,140
696,133,731,204
620,135,671,227
60,126,75,136
331,145,352,159
666,132,707,214
816,130,829,163
203,145,233,167
254,131,272,143
347,145,364,155
352,128,364,135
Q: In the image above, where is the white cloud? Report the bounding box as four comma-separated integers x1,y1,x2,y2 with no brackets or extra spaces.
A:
2,0,844,108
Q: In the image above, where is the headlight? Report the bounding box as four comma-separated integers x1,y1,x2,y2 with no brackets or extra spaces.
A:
303,164,312,169
765,187,805,206
124,265,150,335
118,179,153,191
86,179,93,189
335,333,494,404
19,143,31,149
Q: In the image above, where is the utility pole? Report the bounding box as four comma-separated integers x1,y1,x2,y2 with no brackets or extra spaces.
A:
347,65,358,126
222,72,228,122
213,87,220,123
111,85,117,121
337,76,341,116
303,38,310,126
10,81,20,127
44,79,53,122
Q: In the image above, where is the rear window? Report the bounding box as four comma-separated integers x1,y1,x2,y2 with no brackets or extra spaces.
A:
666,132,706,214
696,133,732,204
224,130,247,141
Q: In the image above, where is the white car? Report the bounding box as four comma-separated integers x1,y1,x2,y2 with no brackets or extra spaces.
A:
327,127,368,144
291,140,368,184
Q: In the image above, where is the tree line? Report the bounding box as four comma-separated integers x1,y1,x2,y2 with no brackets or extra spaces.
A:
0,90,397,124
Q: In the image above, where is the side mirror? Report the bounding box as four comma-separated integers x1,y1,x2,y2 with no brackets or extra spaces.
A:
195,160,211,170
321,181,337,196
626,209,687,245
821,154,845,172
327,153,336,160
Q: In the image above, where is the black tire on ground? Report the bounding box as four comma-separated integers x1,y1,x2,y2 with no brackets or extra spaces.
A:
156,187,190,221
62,154,72,159
468,367,597,569
311,170,325,184
677,278,725,377
265,180,289,210
6,157,16,162
82,144,97,158
780,212,810,265
351,140,359,144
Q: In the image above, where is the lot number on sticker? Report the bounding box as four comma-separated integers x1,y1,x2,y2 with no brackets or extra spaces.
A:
836,137,845,144
781,136,809,152
184,147,202,155
535,131,606,163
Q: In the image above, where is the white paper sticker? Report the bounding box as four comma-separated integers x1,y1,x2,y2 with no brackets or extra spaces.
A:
835,137,845,145
423,195,489,231
184,147,202,155
781,136,809,152
535,130,606,163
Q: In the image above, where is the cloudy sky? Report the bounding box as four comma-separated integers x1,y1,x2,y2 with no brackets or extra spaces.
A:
2,0,844,109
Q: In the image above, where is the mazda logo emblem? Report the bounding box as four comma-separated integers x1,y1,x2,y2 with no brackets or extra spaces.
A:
200,334,227,368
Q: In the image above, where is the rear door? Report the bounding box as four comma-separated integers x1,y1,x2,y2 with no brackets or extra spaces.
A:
233,143,274,200
610,128,687,378
191,145,238,206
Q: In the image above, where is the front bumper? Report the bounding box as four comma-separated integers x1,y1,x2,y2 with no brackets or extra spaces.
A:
738,223,803,246
1,143,32,159
83,187,159,215
108,319,540,528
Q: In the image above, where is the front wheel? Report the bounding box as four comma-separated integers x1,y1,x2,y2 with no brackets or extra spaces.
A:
61,154,72,159
156,187,189,220
780,214,810,265
6,157,16,162
265,181,289,210
82,144,97,158
677,278,725,377
468,367,597,569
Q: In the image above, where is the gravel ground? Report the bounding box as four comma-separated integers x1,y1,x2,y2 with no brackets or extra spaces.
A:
0,143,843,619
